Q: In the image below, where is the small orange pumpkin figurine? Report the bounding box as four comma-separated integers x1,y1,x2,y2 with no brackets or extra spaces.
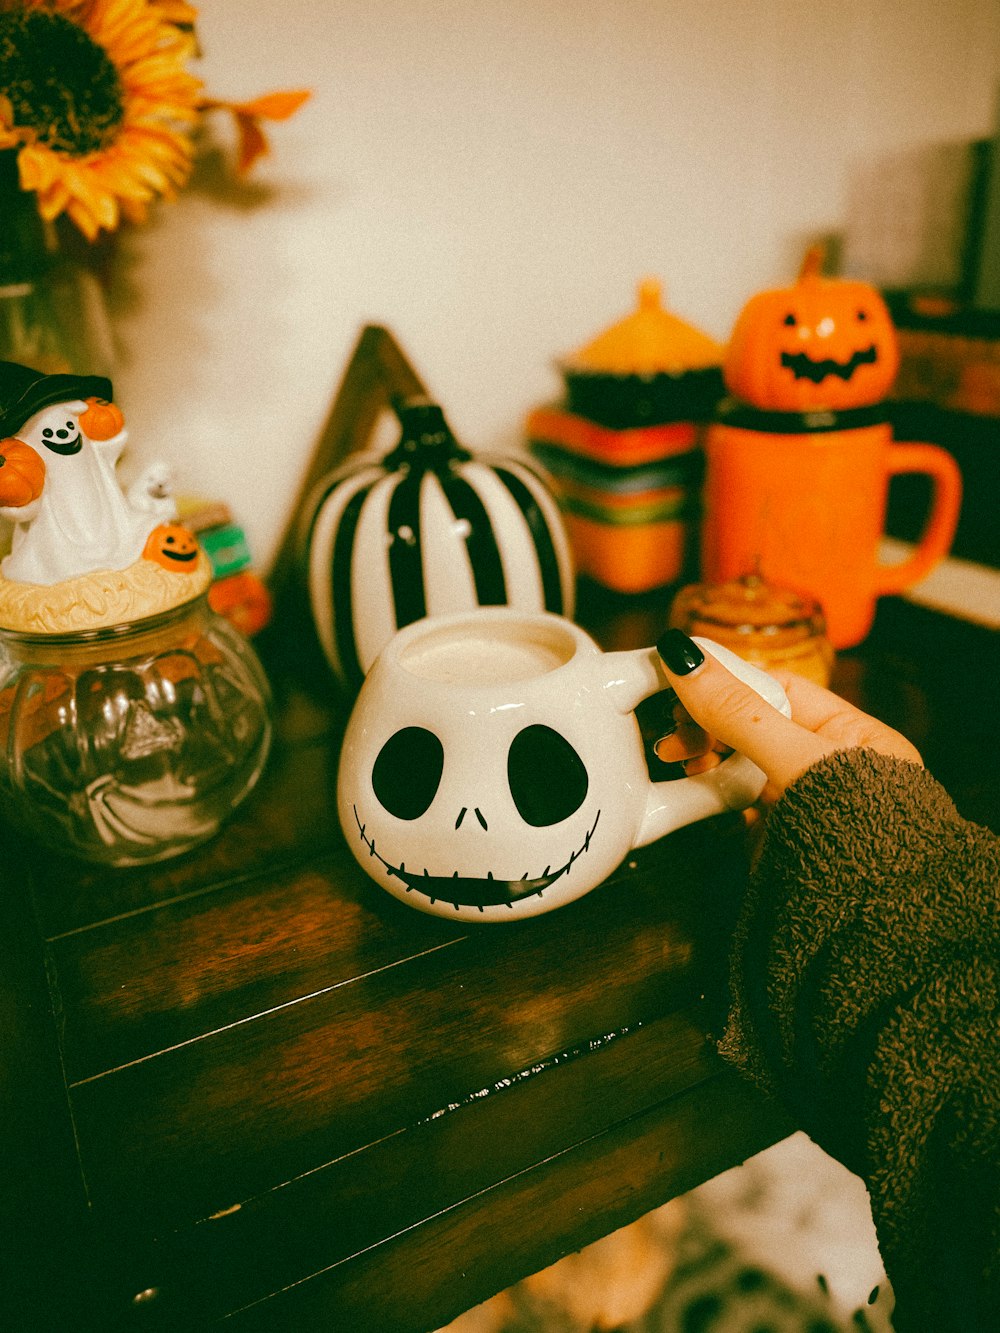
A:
723,245,900,412
79,396,125,441
142,522,201,572
0,437,46,507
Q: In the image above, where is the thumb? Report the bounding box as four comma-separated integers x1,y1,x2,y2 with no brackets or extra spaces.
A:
656,629,828,793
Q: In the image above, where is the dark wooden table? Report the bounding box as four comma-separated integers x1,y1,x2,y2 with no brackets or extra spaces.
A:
2,589,996,1331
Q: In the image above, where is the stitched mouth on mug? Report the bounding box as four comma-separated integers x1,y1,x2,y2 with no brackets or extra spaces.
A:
352,805,601,911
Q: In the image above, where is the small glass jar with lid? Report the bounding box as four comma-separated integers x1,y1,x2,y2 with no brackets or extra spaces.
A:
0,359,271,865
668,571,834,687
0,592,271,865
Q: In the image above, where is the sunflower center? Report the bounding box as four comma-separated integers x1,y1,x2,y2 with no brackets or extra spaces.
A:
0,8,125,155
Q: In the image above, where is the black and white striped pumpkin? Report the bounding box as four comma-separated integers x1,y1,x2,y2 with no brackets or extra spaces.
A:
303,400,575,691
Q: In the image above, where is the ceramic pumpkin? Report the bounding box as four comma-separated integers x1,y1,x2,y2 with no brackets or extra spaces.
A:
79,396,125,441
723,246,900,412
0,437,45,507
303,399,575,693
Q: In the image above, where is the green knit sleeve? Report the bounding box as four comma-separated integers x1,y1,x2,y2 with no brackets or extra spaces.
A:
719,747,999,1332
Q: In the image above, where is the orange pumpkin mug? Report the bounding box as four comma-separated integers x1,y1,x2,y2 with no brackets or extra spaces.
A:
701,413,961,649
703,249,962,650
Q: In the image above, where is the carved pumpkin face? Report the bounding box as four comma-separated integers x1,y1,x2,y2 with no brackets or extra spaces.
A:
724,246,899,412
142,522,200,572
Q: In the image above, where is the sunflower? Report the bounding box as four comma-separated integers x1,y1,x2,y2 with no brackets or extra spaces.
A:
0,0,309,240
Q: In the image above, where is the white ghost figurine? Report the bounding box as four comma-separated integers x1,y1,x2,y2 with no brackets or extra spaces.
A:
126,460,179,520
0,392,160,586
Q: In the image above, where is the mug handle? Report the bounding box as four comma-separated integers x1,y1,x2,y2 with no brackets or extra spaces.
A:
601,637,791,847
875,442,962,596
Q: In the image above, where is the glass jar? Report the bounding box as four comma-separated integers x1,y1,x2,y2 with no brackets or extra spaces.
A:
0,150,116,379
668,572,835,687
0,594,272,866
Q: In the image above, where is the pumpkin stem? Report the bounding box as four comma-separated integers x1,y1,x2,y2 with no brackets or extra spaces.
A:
386,398,472,472
798,243,825,282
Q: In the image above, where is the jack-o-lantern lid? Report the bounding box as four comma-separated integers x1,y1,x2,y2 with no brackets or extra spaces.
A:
561,279,724,376
722,245,900,412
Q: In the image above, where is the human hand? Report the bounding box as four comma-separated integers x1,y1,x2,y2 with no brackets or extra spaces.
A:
655,628,922,803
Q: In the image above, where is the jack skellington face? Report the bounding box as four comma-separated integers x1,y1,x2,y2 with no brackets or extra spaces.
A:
353,719,602,913
341,683,641,922
338,609,783,924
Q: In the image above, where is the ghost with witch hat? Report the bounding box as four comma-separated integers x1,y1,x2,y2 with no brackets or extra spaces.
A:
0,360,169,585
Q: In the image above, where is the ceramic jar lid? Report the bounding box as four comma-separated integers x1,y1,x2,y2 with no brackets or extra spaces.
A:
672,571,823,631
561,279,724,376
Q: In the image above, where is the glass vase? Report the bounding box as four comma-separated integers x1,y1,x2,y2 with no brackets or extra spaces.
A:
0,149,116,378
0,595,272,866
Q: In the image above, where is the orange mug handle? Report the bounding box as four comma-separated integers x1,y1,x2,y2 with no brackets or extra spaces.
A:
875,442,962,596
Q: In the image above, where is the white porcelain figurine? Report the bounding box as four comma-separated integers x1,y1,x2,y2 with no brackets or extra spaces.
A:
0,361,210,634
0,362,163,584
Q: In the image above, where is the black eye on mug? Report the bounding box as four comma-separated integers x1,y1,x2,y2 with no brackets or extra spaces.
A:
372,726,444,820
507,725,588,827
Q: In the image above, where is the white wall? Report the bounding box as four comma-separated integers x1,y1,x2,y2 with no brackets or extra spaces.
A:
108,0,1000,571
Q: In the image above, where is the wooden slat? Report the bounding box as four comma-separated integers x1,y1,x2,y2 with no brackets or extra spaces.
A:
94,1009,742,1326
30,734,342,938
220,1069,790,1333
65,816,746,1228
52,809,739,1079
78,1026,791,1328
51,850,460,1079
0,855,97,1327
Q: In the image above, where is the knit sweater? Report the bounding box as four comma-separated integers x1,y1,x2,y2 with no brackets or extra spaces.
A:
719,748,999,1332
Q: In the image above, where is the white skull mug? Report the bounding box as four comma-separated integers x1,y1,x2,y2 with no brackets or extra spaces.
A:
337,609,789,923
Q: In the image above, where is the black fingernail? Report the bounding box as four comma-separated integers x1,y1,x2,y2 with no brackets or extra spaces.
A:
657,629,705,676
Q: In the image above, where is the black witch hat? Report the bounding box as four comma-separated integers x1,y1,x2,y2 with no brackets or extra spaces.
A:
0,360,113,438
